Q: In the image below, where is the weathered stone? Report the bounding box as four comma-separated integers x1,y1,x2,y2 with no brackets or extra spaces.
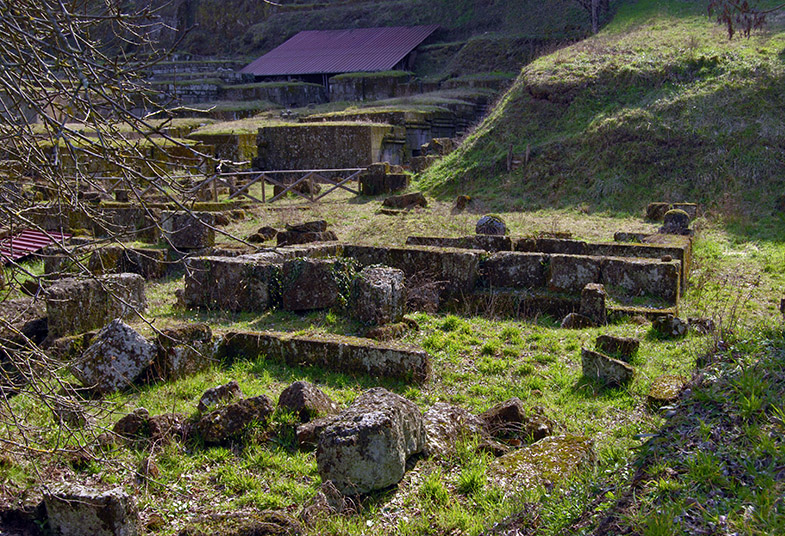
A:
351,266,406,325
88,247,168,280
296,415,338,450
560,313,595,329
44,485,140,536
113,407,150,440
517,238,587,255
184,254,283,312
595,334,640,361
490,435,594,492
316,388,425,494
476,214,507,236
273,178,321,198
482,252,547,289
286,220,327,233
601,257,680,304
548,255,601,294
365,319,418,341
652,314,688,338
423,403,488,457
194,395,274,444
688,317,716,334
382,192,427,209
581,348,635,386
406,235,513,252
281,258,352,311
52,396,91,428
646,202,671,221
152,323,215,381
148,413,187,447
278,381,339,423
177,510,302,536
343,244,480,301
647,375,687,408
248,226,278,243
220,331,431,384
46,274,147,337
72,320,155,395
161,211,215,250
277,230,338,246
479,398,527,437
197,380,243,413
359,163,410,195
580,283,606,325
659,209,691,235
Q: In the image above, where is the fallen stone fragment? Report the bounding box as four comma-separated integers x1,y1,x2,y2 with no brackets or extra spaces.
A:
44,485,140,536
652,314,688,339
490,435,594,492
286,220,328,233
176,510,302,536
595,334,640,362
316,387,425,494
113,407,150,441
560,312,595,329
476,214,507,236
296,415,338,450
382,192,427,209
152,323,215,381
278,381,339,423
580,283,606,325
581,348,635,386
647,375,687,409
148,413,187,447
479,398,527,437
423,402,488,457
194,395,274,444
72,320,155,395
197,380,243,413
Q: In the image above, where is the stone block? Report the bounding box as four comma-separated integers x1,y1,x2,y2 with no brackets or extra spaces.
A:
278,381,340,422
406,235,512,252
277,230,337,246
281,258,356,312
351,266,406,325
647,375,687,408
197,380,243,413
595,334,639,361
152,323,215,381
423,403,488,458
183,254,283,312
46,273,147,337
581,348,635,386
44,485,139,536
71,319,155,395
316,388,425,494
548,255,602,294
476,215,507,235
516,238,587,255
220,331,431,384
482,252,548,289
601,257,680,304
88,246,167,279
161,211,215,250
193,395,274,444
382,192,427,209
580,283,606,325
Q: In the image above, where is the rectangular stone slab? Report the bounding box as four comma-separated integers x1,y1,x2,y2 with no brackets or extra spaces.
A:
184,254,283,311
548,254,602,293
601,256,680,305
585,241,689,293
220,331,431,384
406,235,513,252
481,252,548,289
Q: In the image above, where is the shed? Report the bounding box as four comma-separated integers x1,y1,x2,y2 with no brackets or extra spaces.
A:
240,25,439,86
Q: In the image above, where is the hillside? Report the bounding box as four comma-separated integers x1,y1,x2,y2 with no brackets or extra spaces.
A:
419,0,785,222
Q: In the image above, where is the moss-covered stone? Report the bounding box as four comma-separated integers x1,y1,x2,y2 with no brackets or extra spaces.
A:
647,375,687,408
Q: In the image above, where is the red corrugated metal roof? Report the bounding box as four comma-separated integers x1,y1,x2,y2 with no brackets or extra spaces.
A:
0,229,71,264
241,25,439,76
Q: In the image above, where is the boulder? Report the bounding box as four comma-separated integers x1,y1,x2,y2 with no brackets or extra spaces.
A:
581,348,635,386
423,402,487,457
479,398,527,437
454,195,471,210
351,266,406,325
281,258,354,312
316,387,425,494
247,226,278,243
652,314,688,339
580,283,606,325
197,380,243,413
595,334,640,361
476,215,507,236
72,320,155,395
152,323,215,381
560,313,595,329
382,192,427,209
44,485,140,536
46,274,147,337
194,395,274,444
161,211,215,250
647,375,687,409
659,209,691,235
278,381,339,423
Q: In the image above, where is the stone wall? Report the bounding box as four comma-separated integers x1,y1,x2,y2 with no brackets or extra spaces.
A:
222,82,326,107
187,132,258,167
328,72,418,102
255,123,404,169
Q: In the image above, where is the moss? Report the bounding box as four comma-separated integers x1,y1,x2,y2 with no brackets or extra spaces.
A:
331,70,414,81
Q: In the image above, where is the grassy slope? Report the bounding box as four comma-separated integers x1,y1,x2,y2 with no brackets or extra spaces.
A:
419,0,785,224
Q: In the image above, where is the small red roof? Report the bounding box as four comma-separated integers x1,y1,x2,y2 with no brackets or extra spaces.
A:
0,229,71,264
241,25,439,77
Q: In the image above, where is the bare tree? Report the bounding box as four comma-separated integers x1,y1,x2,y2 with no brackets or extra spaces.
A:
707,0,785,39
